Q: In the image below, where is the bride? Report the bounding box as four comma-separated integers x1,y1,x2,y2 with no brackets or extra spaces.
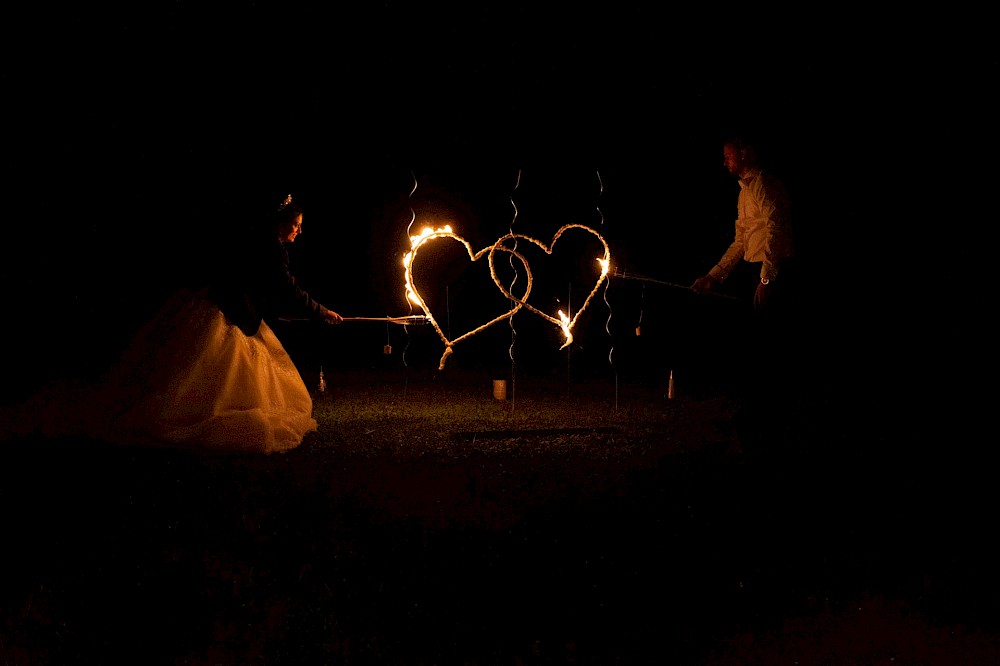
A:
5,193,343,454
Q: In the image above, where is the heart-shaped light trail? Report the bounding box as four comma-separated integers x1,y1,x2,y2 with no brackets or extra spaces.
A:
404,225,532,369
490,224,611,349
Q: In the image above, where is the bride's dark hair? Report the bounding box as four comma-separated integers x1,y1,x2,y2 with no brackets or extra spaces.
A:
274,193,303,232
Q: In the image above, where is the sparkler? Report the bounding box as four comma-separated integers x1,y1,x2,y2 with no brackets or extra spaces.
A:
402,223,612,368
491,224,612,349
403,224,533,370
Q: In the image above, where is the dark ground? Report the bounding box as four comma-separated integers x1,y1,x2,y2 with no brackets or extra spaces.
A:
1,366,996,665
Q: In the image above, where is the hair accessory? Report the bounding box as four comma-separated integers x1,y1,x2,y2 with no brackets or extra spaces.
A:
279,194,293,211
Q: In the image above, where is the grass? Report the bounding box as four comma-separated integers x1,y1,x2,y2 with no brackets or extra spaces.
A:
2,368,998,664
314,364,736,437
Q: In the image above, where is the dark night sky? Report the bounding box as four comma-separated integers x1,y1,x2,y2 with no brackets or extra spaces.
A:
4,4,989,393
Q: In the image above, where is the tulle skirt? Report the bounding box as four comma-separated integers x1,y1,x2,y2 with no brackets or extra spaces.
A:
6,289,317,454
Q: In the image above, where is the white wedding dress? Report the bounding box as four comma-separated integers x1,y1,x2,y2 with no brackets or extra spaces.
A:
4,288,317,454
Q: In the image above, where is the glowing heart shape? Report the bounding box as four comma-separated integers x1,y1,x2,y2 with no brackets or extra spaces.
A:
405,228,533,369
489,224,611,348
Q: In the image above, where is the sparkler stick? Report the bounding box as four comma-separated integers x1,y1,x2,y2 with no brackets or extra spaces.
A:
611,268,738,300
340,315,429,324
278,315,428,324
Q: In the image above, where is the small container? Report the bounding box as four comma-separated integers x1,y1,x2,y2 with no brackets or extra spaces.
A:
492,379,507,400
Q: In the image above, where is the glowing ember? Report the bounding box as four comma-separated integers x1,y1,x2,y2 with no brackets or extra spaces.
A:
557,309,572,346
404,225,454,306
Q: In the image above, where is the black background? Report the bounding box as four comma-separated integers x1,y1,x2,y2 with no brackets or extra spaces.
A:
4,3,989,406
